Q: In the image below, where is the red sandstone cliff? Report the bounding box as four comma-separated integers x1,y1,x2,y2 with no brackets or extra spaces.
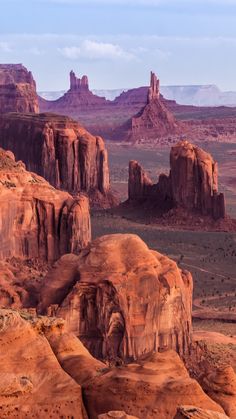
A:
0,148,91,261
0,64,39,114
38,233,193,361
0,112,115,207
128,140,226,220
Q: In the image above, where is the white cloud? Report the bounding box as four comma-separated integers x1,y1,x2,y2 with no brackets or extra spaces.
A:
0,41,12,52
59,40,135,61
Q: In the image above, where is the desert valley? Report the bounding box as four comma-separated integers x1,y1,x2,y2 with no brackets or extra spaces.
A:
0,58,235,419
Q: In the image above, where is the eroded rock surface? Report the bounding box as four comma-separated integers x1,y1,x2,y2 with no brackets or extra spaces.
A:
83,351,224,419
0,148,91,261
0,112,115,207
38,233,193,361
0,64,39,114
0,310,87,418
128,140,226,220
174,406,229,419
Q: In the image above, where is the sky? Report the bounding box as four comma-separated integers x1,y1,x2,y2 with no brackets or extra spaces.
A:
1,0,236,91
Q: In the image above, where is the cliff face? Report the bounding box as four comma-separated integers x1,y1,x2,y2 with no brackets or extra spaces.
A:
0,64,39,114
170,141,225,218
38,233,193,361
0,112,113,207
0,148,91,261
128,141,226,220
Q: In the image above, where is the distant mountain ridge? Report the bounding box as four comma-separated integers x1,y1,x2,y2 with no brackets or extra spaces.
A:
39,84,236,106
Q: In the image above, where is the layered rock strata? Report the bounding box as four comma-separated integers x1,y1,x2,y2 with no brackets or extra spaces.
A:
38,233,193,361
128,141,226,220
0,148,91,261
0,112,113,206
0,64,39,113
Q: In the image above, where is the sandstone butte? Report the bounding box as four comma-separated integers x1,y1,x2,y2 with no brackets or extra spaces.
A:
128,140,226,220
39,70,181,142
0,112,116,208
0,64,39,114
0,147,91,262
38,233,193,361
0,309,227,419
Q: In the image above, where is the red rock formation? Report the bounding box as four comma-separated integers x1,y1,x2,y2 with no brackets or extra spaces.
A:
128,141,226,220
0,309,87,418
0,64,39,114
174,406,229,419
38,233,193,361
98,413,139,419
128,72,181,142
0,112,115,207
83,350,224,419
39,70,180,142
0,148,91,261
170,141,225,217
39,70,107,112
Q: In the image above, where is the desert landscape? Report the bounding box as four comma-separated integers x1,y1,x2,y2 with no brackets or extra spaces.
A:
0,1,236,416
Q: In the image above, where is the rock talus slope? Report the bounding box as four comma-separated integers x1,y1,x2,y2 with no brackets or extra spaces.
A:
38,233,193,361
0,148,91,261
0,64,39,114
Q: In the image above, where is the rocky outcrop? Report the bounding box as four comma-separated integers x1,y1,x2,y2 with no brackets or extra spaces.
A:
0,112,115,207
39,70,108,112
83,350,224,419
0,309,87,418
0,64,39,114
128,141,226,220
0,148,91,261
174,406,229,419
170,141,225,217
38,233,193,361
124,71,180,142
98,413,139,419
39,70,181,142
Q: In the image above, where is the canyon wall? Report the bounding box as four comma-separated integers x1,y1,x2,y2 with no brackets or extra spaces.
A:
0,148,91,261
0,112,113,206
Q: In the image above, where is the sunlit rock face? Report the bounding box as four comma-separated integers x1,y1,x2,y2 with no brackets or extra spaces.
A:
38,233,193,361
0,147,91,261
0,64,39,114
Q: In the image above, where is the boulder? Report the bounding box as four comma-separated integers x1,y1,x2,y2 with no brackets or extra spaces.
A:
0,148,91,261
38,233,193,361
0,64,39,113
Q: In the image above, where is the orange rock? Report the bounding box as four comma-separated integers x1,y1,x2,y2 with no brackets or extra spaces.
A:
0,112,116,207
83,351,224,419
38,233,193,360
0,148,91,261
174,406,229,419
0,309,87,418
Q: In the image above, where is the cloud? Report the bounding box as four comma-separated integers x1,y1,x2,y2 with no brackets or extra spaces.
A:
59,40,135,61
0,41,12,52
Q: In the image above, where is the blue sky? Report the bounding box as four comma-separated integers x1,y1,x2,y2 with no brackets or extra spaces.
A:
1,0,236,91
